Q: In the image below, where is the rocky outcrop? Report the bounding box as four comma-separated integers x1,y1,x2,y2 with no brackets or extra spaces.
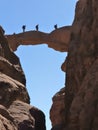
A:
0,0,98,129
0,73,30,107
0,29,46,130
50,0,98,130
9,100,46,130
6,26,71,52
64,0,98,130
50,87,65,130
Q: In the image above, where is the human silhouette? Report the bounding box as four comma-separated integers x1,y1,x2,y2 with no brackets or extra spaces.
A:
54,24,57,30
35,24,39,31
22,25,26,32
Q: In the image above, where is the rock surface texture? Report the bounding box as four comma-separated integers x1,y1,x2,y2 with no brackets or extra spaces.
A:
50,87,65,130
64,0,98,130
0,30,46,130
6,26,70,52
50,0,98,130
0,0,98,130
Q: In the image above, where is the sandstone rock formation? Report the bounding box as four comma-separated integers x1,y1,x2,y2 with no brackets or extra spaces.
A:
6,26,71,52
64,0,98,129
0,29,46,130
50,0,98,129
50,87,65,130
0,0,98,129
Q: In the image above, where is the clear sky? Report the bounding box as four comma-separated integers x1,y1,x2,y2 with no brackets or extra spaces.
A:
0,0,77,129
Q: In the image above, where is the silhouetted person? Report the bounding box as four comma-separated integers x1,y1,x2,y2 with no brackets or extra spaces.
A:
22,25,26,32
35,24,39,31
54,24,57,30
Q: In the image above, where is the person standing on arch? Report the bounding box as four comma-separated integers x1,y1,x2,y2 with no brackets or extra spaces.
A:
54,24,57,30
22,25,26,32
35,24,39,31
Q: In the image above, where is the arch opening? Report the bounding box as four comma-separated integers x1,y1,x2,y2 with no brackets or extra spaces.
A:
15,44,67,129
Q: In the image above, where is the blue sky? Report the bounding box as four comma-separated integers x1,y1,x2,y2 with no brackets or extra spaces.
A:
0,0,77,129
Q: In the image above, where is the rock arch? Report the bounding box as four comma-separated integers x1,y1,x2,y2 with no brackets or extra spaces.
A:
6,26,71,52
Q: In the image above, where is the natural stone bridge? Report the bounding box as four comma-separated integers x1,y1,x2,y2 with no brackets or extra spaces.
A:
6,26,71,52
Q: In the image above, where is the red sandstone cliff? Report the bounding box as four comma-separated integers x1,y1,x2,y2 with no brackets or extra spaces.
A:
50,0,98,130
50,87,65,130
0,0,98,130
0,29,46,130
64,0,98,129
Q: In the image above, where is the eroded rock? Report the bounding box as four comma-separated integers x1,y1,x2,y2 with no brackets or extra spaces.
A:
0,29,46,130
6,26,71,52
0,73,30,107
0,0,98,129
50,87,65,130
8,100,35,130
64,0,98,129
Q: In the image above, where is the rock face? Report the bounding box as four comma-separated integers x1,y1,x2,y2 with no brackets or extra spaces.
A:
0,0,98,129
64,0,98,129
50,0,98,130
50,87,65,130
0,29,46,130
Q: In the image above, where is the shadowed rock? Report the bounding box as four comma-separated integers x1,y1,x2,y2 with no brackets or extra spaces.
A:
0,28,46,130
0,0,98,129
30,107,46,130
50,87,65,130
